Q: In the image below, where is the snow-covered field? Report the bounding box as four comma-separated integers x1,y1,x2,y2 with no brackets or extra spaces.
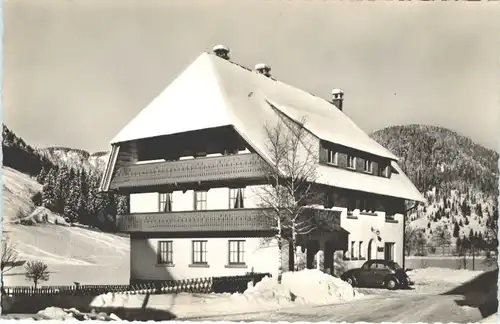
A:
2,166,42,222
3,224,129,286
2,165,129,286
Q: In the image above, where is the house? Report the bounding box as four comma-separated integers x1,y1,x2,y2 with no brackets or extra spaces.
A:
99,45,425,284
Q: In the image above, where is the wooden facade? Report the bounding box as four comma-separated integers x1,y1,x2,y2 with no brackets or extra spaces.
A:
319,140,392,178
117,208,342,234
109,153,269,192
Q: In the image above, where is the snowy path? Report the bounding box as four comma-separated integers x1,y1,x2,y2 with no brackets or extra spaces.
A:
186,294,484,322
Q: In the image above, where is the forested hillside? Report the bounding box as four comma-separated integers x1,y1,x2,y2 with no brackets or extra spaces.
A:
371,124,498,255
2,124,127,231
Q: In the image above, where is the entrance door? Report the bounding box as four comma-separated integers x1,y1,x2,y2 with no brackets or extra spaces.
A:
306,240,319,269
384,242,395,261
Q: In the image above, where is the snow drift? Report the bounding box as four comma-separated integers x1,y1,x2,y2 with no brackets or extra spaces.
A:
89,270,361,318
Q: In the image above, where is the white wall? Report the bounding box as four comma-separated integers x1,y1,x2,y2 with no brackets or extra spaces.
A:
129,187,405,279
130,185,269,213
335,207,404,269
130,236,279,281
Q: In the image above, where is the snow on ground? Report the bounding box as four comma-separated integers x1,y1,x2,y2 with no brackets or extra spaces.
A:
2,224,129,286
89,270,362,318
408,267,483,287
2,166,42,222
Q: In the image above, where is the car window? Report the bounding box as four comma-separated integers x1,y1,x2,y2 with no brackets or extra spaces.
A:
369,262,379,269
362,262,371,269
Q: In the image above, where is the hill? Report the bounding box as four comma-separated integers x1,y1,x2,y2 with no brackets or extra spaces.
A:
39,146,109,172
2,167,129,286
2,167,42,222
370,124,499,251
3,224,129,286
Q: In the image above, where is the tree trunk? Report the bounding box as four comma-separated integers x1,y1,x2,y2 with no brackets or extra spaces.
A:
292,224,297,271
277,235,283,284
34,280,38,290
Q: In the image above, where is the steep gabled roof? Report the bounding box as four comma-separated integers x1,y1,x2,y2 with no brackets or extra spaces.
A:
109,52,424,202
111,52,397,161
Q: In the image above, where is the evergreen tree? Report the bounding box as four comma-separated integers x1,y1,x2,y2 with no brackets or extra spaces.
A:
459,219,463,227
116,194,130,215
453,222,460,238
54,166,70,214
464,216,470,226
476,203,483,217
41,169,57,210
64,171,80,223
36,166,48,184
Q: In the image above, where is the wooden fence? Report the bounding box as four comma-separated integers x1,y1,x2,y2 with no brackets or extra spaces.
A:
3,273,270,297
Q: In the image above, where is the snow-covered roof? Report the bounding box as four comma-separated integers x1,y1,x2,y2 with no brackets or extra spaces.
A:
109,52,424,202
317,161,425,202
111,52,397,161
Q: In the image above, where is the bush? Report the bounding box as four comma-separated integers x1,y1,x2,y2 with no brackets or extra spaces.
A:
31,192,42,206
20,218,35,226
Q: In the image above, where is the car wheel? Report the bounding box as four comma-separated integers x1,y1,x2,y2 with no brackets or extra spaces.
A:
345,276,355,287
385,278,397,290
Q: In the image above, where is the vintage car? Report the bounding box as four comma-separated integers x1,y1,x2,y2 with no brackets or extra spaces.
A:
340,259,414,290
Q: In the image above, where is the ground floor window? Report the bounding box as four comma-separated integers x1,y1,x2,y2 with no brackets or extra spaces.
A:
350,241,356,259
358,241,364,259
157,240,173,265
228,240,246,264
192,240,208,264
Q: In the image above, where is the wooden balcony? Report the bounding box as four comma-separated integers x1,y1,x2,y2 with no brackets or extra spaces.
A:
116,208,342,234
116,208,276,233
109,153,269,192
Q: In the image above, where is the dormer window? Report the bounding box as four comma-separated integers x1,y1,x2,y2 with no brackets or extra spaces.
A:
364,160,373,173
347,155,356,169
327,149,338,165
378,165,388,177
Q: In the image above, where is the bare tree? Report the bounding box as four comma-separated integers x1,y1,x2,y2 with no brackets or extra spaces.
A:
1,235,20,275
405,226,427,256
25,260,50,289
431,225,452,255
256,117,320,282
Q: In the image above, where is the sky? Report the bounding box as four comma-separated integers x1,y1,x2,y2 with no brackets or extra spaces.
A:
3,0,500,153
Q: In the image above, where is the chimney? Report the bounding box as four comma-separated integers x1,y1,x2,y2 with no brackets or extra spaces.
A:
213,45,230,60
255,63,272,77
331,88,344,111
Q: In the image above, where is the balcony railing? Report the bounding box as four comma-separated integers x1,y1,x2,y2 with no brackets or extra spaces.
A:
116,208,342,233
117,208,276,233
109,153,269,190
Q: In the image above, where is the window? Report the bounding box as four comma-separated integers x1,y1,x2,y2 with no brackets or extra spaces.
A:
192,240,208,264
229,188,245,209
384,242,395,261
363,160,373,173
350,241,356,259
327,149,338,165
228,240,245,264
378,165,388,177
348,199,356,211
347,155,356,169
194,191,207,210
359,241,364,259
157,241,173,265
159,193,173,212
